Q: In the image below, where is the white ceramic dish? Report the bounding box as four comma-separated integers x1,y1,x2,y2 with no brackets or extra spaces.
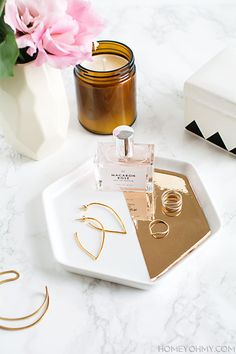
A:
42,157,221,289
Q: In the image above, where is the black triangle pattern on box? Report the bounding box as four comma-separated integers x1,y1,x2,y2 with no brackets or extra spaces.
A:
207,132,227,150
230,148,236,155
185,120,204,138
185,120,236,155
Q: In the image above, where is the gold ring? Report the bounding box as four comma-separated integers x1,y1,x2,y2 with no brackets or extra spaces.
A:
149,219,169,239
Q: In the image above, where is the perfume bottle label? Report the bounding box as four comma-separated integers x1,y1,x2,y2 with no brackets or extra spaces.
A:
100,165,147,190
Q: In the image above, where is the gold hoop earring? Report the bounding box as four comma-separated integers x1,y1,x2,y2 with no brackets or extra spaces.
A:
149,219,169,239
0,270,49,331
78,202,126,235
74,216,105,260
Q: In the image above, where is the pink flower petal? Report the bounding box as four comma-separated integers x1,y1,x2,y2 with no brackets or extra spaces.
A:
16,34,36,51
67,0,104,44
4,0,18,31
21,8,32,26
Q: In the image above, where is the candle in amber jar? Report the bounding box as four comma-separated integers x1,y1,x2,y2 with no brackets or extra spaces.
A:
81,54,128,72
74,40,136,134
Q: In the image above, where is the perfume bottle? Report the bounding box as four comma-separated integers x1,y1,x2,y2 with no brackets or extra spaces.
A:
95,126,154,192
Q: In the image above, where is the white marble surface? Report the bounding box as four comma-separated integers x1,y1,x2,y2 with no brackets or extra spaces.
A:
1,0,236,352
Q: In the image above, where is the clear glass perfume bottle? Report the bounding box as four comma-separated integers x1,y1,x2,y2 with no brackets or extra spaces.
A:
95,126,154,192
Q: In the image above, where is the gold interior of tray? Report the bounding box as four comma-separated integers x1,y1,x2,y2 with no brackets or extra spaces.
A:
124,169,211,280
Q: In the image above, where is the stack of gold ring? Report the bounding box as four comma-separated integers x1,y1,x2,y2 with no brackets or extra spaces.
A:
161,190,183,216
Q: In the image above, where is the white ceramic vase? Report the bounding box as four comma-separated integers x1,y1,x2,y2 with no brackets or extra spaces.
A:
0,63,69,160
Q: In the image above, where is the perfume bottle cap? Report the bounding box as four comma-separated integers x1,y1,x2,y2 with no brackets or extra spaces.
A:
113,125,134,158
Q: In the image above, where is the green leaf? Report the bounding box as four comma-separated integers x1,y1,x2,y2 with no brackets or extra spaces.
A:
0,0,5,17
0,17,19,78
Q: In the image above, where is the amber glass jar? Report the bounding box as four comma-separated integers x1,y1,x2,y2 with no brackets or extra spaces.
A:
74,40,136,134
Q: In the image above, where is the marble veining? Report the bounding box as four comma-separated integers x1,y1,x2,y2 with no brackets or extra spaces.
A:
0,0,236,353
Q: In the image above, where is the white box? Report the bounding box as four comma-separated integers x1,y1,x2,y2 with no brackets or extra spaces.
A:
184,48,236,155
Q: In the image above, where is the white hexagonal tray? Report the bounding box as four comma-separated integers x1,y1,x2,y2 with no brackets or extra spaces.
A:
42,157,220,289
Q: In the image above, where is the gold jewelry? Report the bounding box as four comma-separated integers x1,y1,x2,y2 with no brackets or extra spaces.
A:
149,219,169,239
74,216,105,260
0,270,19,285
79,202,126,235
0,270,49,331
161,190,183,216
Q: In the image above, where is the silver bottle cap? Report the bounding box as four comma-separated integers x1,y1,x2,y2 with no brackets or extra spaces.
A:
113,125,134,159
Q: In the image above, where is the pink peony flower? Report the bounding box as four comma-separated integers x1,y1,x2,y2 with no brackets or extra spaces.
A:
4,0,103,68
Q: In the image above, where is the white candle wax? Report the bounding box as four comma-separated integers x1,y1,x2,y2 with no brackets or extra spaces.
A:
81,54,128,72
